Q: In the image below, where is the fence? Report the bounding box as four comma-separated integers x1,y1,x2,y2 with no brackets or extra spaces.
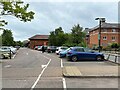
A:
104,53,120,64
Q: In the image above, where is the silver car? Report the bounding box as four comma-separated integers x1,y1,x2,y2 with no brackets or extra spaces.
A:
0,47,13,59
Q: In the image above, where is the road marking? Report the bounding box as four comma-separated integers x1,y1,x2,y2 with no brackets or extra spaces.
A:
61,59,63,68
41,65,47,68
31,58,51,90
61,59,67,89
4,65,11,68
43,56,50,60
62,78,67,89
26,53,29,55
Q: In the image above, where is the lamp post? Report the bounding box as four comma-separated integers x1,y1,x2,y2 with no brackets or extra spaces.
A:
95,18,105,52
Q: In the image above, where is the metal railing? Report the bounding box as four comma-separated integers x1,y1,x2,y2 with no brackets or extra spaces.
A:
104,53,120,64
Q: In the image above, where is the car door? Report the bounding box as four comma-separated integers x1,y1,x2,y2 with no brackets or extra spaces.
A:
75,48,85,60
83,48,96,60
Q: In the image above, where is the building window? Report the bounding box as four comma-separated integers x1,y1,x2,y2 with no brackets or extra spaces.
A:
103,29,107,32
112,29,116,32
103,36,107,40
112,37,115,41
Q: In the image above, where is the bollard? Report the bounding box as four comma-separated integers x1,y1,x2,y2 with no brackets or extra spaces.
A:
107,54,110,60
115,56,117,63
10,49,11,59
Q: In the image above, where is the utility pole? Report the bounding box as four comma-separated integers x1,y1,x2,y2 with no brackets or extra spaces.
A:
95,18,105,52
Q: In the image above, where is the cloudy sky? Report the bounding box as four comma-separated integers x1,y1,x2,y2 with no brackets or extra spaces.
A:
2,0,119,41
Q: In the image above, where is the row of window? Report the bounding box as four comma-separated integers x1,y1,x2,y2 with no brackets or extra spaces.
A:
102,29,117,32
103,36,116,40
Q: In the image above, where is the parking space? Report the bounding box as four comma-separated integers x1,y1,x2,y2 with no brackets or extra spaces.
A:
1,48,119,89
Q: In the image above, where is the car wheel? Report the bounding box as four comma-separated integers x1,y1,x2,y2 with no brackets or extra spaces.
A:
0,55,5,59
71,56,78,62
96,56,102,61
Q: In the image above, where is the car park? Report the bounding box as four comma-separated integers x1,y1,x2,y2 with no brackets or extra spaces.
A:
66,47,104,62
56,46,68,55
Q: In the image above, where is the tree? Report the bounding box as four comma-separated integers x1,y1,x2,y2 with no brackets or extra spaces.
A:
71,24,86,46
49,27,66,46
15,41,23,46
0,1,35,27
2,29,14,46
111,43,119,49
48,31,56,46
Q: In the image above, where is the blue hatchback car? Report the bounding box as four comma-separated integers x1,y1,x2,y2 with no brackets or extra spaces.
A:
66,47,104,62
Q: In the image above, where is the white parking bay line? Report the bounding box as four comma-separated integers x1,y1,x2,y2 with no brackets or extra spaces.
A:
31,58,51,90
61,59,63,68
61,59,67,89
63,78,67,89
4,65,11,68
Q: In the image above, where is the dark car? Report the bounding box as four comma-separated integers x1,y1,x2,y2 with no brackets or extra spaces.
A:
66,47,104,62
47,46,57,53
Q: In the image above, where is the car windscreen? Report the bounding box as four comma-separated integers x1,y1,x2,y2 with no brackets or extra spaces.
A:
61,47,68,50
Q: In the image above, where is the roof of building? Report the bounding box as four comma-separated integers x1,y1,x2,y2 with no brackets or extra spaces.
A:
89,23,120,31
29,35,49,40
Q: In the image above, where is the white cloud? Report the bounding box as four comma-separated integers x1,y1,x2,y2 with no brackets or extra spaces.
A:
2,1,118,41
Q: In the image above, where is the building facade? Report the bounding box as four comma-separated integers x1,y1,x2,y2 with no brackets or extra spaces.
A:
29,35,49,49
88,22,120,48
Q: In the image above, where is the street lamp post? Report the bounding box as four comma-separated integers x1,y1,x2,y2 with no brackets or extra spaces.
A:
95,18,105,52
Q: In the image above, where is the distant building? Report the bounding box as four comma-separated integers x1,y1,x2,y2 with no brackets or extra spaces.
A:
83,28,90,46
88,21,120,48
29,35,49,49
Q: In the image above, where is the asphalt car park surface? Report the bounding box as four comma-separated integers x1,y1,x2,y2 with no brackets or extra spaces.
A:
1,48,119,89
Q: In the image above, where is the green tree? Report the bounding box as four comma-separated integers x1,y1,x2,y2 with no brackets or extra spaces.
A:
71,24,86,46
2,29,14,46
0,1,35,27
49,27,66,46
48,31,56,46
111,43,119,49
15,41,23,46
0,35,2,46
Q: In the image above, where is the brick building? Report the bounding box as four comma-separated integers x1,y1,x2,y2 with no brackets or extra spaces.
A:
29,35,49,49
86,22,120,48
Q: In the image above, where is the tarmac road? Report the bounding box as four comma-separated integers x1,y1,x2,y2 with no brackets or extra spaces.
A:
1,48,119,90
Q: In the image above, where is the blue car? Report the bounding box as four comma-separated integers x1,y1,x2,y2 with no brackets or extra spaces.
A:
66,47,104,62
59,48,71,58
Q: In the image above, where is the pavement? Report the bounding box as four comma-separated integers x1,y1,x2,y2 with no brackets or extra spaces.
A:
63,66,119,78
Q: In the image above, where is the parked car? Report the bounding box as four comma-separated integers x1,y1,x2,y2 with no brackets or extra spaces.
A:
47,46,57,53
59,48,71,58
37,46,42,51
34,46,39,50
0,47,12,59
15,46,20,50
66,47,104,62
9,46,17,54
56,46,68,55
37,46,48,51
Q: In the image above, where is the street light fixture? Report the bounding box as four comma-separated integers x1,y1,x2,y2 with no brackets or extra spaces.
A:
95,17,105,52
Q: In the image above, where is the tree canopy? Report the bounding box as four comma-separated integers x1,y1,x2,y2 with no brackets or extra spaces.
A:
0,1,35,27
2,29,14,46
49,27,67,46
48,24,87,47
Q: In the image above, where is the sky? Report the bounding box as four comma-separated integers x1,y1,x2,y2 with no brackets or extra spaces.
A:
1,0,119,41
